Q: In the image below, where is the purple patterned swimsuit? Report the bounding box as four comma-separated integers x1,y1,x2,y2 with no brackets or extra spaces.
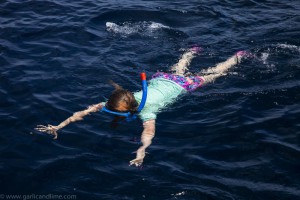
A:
152,72,204,91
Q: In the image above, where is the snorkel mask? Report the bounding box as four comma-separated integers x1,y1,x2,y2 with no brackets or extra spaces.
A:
101,72,147,121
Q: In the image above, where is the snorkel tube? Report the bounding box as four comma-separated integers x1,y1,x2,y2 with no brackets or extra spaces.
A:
137,72,147,112
101,72,147,121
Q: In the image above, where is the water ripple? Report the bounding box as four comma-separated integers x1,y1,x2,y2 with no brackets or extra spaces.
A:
1,0,300,199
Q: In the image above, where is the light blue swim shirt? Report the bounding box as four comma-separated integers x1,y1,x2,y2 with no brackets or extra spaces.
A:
134,78,187,122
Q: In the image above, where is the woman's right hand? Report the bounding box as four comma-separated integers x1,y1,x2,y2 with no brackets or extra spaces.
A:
35,124,59,139
129,147,148,167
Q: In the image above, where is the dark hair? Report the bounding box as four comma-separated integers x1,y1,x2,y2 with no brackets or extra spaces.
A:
106,81,138,114
106,81,138,127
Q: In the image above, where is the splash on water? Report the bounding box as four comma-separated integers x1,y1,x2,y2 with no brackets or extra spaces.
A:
276,43,300,53
106,21,170,37
171,191,186,199
260,52,269,65
254,43,300,72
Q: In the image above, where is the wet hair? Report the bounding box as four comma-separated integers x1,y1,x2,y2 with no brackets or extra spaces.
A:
106,81,138,114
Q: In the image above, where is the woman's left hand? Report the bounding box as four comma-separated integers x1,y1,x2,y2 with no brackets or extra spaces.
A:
35,124,59,139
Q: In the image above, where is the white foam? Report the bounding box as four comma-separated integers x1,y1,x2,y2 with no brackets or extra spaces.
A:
106,22,138,35
171,191,186,197
259,52,276,71
277,44,300,52
148,22,169,29
261,52,269,64
105,21,170,36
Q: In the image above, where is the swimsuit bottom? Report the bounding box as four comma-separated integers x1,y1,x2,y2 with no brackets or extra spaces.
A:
152,72,204,91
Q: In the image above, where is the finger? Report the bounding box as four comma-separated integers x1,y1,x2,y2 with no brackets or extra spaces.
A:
36,125,47,128
38,130,48,133
129,160,142,167
35,126,47,130
35,128,46,132
129,160,136,166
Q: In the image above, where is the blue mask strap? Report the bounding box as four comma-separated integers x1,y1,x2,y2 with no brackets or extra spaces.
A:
137,72,147,112
101,107,131,117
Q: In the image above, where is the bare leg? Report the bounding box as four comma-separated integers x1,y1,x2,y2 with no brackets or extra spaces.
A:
170,47,202,76
200,53,242,84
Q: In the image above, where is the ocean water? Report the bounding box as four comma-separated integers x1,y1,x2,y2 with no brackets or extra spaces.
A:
1,0,300,199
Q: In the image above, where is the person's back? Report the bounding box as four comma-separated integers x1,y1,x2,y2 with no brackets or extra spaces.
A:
134,77,186,122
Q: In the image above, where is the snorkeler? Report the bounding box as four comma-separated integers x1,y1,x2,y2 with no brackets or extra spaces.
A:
35,47,250,167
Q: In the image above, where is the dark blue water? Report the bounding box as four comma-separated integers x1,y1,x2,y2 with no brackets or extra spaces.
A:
1,0,300,199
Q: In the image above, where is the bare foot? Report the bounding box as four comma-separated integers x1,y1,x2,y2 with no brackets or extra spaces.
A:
236,50,254,63
190,45,203,54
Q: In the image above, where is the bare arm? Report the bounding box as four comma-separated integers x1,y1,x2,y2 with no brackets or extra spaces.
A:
129,119,155,167
35,103,104,139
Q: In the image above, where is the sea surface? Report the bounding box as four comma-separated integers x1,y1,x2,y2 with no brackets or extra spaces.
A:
1,0,300,199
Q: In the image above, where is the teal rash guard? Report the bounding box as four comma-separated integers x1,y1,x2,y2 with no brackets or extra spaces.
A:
134,78,187,122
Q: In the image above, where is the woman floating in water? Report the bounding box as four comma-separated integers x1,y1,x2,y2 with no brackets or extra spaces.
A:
36,47,250,167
